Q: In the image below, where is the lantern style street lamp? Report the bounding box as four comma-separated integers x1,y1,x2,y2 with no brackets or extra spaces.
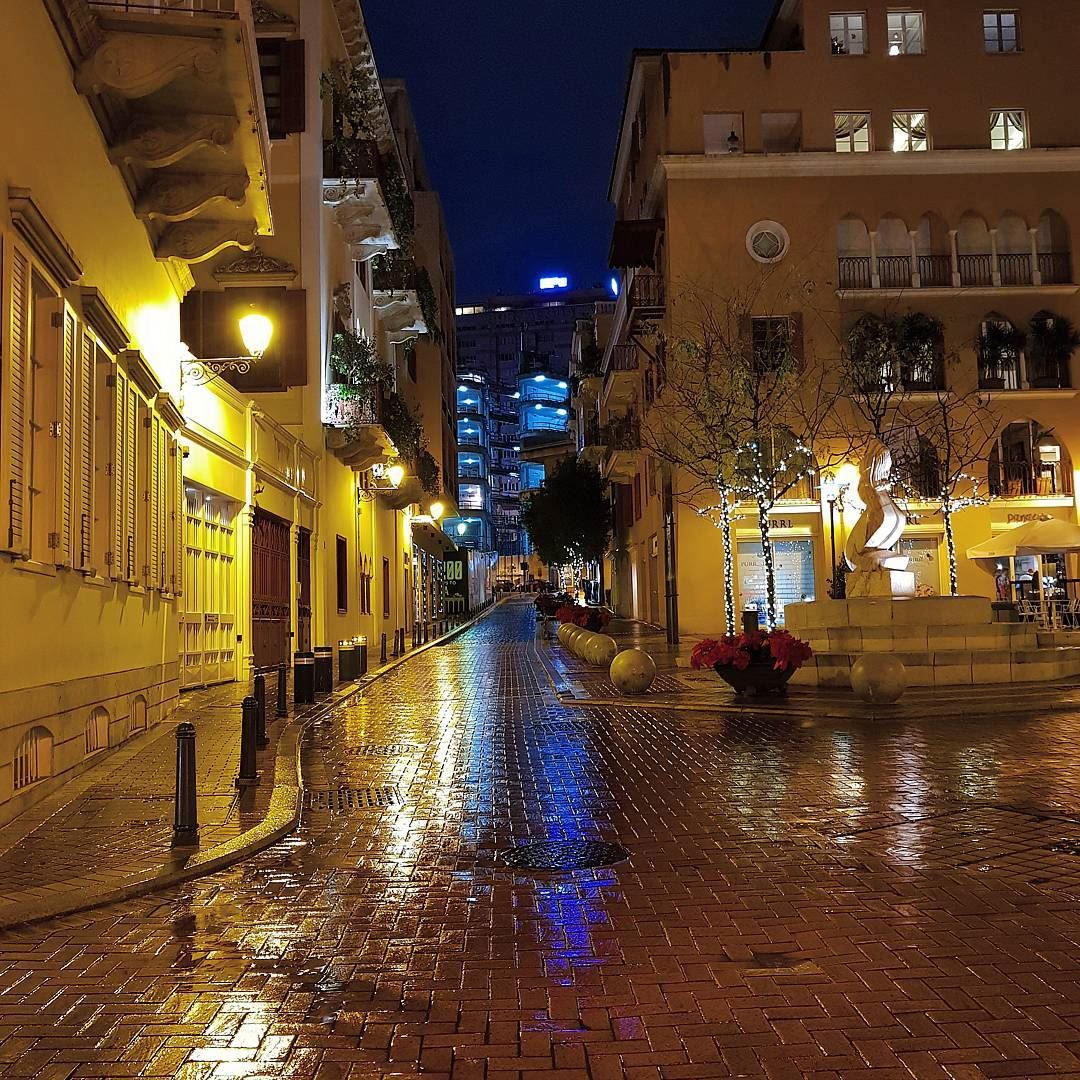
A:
180,309,274,387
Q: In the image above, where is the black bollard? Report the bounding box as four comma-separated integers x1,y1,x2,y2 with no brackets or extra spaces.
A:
253,673,269,747
392,630,400,658
314,646,333,695
338,639,356,682
423,620,429,644
276,664,288,718
171,723,199,847
380,632,387,664
236,697,260,787
294,651,314,705
358,636,368,677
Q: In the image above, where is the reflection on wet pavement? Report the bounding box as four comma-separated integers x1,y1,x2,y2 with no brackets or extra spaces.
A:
1,599,1079,1078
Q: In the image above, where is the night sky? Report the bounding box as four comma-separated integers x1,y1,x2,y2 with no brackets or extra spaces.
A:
365,1,776,302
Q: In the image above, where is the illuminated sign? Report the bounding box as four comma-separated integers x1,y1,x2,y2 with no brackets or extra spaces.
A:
539,276,568,291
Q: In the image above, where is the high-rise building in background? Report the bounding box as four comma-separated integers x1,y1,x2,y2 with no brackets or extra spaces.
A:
455,282,611,579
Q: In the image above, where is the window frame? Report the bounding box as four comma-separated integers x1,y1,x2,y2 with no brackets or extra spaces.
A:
335,534,348,613
990,109,1028,150
984,10,1021,53
834,111,873,153
887,10,926,55
892,110,931,152
829,11,868,55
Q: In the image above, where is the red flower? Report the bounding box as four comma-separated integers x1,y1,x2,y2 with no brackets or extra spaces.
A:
693,629,813,673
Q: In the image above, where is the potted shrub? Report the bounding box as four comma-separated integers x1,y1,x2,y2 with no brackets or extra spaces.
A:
846,314,898,394
690,629,813,697
977,321,1025,390
1027,312,1079,389
896,312,945,390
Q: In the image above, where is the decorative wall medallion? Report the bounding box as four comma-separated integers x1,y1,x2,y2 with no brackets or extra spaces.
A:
746,220,790,264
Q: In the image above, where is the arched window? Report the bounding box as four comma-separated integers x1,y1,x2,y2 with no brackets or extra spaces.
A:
996,211,1033,285
978,313,1024,390
129,696,148,736
86,707,109,755
1027,310,1078,389
914,212,952,287
876,214,912,288
13,727,53,791
957,212,993,286
1037,210,1071,284
990,420,1073,496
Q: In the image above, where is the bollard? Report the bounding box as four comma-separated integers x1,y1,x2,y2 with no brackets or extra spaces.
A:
741,611,760,635
294,651,315,705
393,630,401,658
380,632,387,664
171,722,199,847
236,696,260,787
423,620,429,644
338,639,356,682
253,673,269,747
314,646,333,695
357,636,368,677
276,663,288,717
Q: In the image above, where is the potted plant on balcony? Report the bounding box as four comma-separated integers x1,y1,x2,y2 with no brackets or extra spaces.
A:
846,313,898,393
1027,312,1079,389
976,320,1026,389
896,312,945,390
690,629,812,697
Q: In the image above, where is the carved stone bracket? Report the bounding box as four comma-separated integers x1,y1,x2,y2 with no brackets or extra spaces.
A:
7,188,84,286
135,170,249,222
156,220,257,264
373,292,426,343
213,245,298,286
76,32,224,99
333,283,353,322
111,113,237,168
325,187,397,262
251,0,295,26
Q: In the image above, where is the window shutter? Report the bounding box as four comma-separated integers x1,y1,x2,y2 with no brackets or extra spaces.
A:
2,235,31,556
146,407,160,588
281,288,308,387
171,437,183,596
280,39,306,134
77,329,95,570
55,302,78,567
123,382,138,581
110,368,126,579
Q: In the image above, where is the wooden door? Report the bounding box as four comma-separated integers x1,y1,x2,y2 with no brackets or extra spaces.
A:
252,509,290,670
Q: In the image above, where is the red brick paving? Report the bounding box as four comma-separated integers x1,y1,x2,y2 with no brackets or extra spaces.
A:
0,600,1078,1078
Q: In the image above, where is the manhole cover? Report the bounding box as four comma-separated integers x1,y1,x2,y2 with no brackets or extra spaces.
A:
304,787,402,812
498,840,628,871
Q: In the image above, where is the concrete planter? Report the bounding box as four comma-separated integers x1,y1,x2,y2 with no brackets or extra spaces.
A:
714,660,794,697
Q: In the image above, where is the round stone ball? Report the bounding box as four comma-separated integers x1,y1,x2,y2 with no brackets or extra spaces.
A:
557,623,573,646
564,626,585,654
574,630,595,658
587,635,619,668
609,648,656,694
850,653,908,704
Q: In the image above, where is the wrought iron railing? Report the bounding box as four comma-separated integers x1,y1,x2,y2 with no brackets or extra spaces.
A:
838,256,872,290
878,255,912,289
990,461,1072,497
1039,251,1072,284
917,254,952,287
958,253,994,287
999,252,1033,286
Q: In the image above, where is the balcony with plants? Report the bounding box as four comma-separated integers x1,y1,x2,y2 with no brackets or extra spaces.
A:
370,251,431,345
323,327,396,471
978,312,1078,391
845,312,947,396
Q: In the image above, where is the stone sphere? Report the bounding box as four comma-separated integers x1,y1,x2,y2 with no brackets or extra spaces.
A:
557,623,573,646
574,630,595,659
563,626,585,653
851,653,908,704
609,648,656,695
587,635,619,668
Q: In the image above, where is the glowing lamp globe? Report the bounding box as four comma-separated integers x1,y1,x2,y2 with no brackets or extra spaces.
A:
429,501,445,520
239,313,273,358
456,522,467,536
388,464,405,488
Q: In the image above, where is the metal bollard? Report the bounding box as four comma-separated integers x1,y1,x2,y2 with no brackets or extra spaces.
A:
253,673,269,747
171,723,199,847
338,639,356,682
314,646,333,695
357,636,368,677
380,632,387,664
276,664,288,717
236,696,260,787
392,630,401,658
294,651,315,705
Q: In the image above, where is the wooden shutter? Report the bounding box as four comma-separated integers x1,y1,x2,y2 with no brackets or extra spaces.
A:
280,39,306,134
54,302,78,567
170,436,183,596
2,235,31,556
123,380,138,581
76,329,95,570
281,289,308,387
108,368,125,578
145,406,160,588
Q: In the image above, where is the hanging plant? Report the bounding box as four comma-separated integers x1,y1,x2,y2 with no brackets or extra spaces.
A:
379,160,415,258
320,64,382,177
381,391,425,465
416,449,441,496
1027,311,1080,387
329,328,394,391
415,267,442,342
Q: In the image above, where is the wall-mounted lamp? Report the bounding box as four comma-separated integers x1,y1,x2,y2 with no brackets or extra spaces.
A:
180,309,274,387
429,500,445,520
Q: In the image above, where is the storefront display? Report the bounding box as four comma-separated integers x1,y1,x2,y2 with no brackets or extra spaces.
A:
738,539,816,626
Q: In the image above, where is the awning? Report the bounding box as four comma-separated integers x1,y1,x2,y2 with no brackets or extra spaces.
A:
608,218,662,269
967,517,1080,559
411,519,458,559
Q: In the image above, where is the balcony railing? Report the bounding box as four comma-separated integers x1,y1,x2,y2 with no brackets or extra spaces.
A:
323,138,382,182
628,273,665,312
958,254,994,287
878,256,912,289
840,251,1074,291
606,345,639,374
990,461,1073,497
1026,357,1072,389
88,0,237,15
775,469,818,503
1039,252,1072,284
458,463,487,481
978,355,1020,390
581,418,603,448
603,416,641,452
324,384,381,429
917,255,952,287
851,358,945,394
999,253,1033,287
838,256,873,290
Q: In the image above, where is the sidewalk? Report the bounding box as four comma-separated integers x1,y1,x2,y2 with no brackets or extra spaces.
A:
540,614,1080,719
0,606,495,930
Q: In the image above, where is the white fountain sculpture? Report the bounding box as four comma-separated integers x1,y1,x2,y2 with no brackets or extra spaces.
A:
843,441,917,598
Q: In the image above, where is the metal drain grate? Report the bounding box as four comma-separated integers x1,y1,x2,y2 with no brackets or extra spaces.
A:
499,840,629,871
354,743,412,757
304,786,402,812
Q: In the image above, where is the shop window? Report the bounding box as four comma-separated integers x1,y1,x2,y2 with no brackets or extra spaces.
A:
738,539,817,626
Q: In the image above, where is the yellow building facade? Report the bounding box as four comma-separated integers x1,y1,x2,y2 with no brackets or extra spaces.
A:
591,0,1080,638
0,0,456,824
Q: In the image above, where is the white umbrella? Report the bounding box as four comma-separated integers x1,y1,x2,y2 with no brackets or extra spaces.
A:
967,517,1080,559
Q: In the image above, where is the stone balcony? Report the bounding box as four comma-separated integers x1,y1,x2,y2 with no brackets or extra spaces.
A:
323,384,396,472
321,138,399,262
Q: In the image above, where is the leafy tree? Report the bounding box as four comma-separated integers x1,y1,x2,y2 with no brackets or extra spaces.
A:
521,457,612,590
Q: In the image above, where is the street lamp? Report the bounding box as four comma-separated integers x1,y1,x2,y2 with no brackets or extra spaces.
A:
388,463,405,488
429,500,445,520
180,309,274,387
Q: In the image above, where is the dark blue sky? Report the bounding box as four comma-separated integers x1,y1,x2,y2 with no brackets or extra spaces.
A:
366,1,776,301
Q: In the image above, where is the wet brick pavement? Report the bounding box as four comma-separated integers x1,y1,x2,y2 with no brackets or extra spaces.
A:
0,598,1079,1078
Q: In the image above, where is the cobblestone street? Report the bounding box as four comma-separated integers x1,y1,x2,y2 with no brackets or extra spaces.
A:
1,600,1079,1079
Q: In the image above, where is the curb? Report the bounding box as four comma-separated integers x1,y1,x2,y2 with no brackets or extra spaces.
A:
0,602,499,931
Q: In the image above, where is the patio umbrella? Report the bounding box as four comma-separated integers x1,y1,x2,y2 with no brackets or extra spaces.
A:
966,518,1080,558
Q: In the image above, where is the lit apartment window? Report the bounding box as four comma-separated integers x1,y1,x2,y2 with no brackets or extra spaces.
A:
887,11,925,54
990,110,1028,150
830,13,866,54
835,112,872,153
984,11,1020,52
893,111,930,151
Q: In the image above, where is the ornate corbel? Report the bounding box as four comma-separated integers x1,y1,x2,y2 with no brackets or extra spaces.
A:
110,113,237,168
75,33,224,99
135,170,250,222
156,220,257,264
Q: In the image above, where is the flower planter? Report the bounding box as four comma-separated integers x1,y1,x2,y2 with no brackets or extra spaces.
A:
713,660,796,697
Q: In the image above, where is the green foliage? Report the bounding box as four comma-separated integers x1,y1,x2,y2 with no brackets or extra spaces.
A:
380,164,415,258
415,267,442,342
382,392,424,466
520,456,612,568
1028,311,1080,364
330,329,393,391
416,449,441,497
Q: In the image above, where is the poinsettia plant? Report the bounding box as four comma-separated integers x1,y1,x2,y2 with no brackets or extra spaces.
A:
555,604,612,632
690,629,812,674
